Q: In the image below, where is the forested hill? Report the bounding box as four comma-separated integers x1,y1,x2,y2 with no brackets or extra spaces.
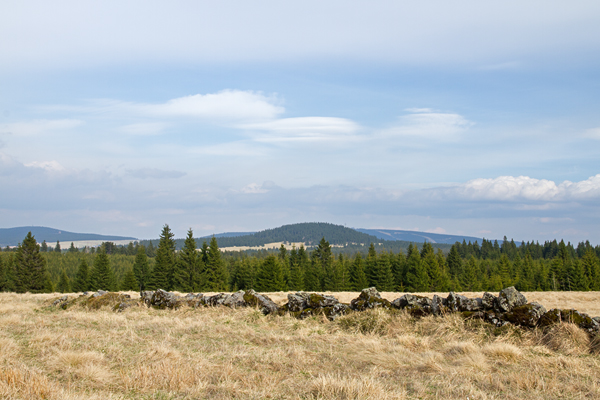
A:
357,229,484,245
176,222,383,249
0,227,136,247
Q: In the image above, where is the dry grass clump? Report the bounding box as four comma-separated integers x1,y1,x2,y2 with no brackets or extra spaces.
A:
1,292,600,399
542,322,591,355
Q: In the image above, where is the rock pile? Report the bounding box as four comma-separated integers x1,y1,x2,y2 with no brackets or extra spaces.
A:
48,286,600,335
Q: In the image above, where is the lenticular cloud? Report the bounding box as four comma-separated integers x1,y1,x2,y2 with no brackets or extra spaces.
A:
457,175,600,201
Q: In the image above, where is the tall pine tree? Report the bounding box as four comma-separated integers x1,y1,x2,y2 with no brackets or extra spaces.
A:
148,225,176,290
14,232,53,293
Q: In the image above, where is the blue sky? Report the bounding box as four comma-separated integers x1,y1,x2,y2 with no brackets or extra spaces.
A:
1,1,600,242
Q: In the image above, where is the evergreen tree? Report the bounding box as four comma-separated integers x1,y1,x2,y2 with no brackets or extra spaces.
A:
256,255,285,291
54,241,61,253
581,249,600,290
313,238,334,291
146,241,156,257
461,256,479,291
304,251,322,291
335,253,351,291
132,246,151,291
447,245,462,279
148,225,176,290
205,236,228,291
173,229,199,292
14,232,53,293
72,259,90,292
40,240,48,253
365,243,378,287
121,268,139,291
57,269,71,293
391,251,407,291
497,255,513,288
405,243,429,292
68,242,78,253
91,249,116,291
0,255,6,291
288,246,304,291
375,251,395,291
348,253,367,291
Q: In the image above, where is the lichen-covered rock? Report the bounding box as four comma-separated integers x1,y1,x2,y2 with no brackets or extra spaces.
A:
150,289,181,309
505,302,547,327
446,292,482,312
350,287,391,311
92,290,108,298
482,292,497,310
140,291,154,306
307,293,339,308
223,291,247,308
53,295,68,307
496,287,527,312
203,293,231,307
243,289,278,315
538,309,599,333
431,294,448,315
391,294,432,316
86,292,131,310
180,293,204,307
538,308,562,327
113,299,138,312
325,303,350,321
287,292,311,312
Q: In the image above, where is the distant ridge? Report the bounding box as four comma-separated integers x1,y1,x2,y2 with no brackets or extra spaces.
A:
356,228,485,244
0,226,137,247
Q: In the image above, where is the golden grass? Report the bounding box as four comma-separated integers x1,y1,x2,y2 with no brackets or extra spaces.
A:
0,291,599,399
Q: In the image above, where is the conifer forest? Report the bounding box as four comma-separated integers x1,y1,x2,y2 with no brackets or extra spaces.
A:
1,224,600,295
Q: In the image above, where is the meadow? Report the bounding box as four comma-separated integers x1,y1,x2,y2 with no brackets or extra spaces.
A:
1,291,600,399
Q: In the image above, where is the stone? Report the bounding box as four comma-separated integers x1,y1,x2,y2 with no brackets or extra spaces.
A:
325,303,350,321
431,294,447,315
391,294,433,316
150,289,181,309
243,290,278,315
140,291,154,306
53,295,68,306
481,292,497,310
287,292,311,312
446,292,481,312
180,293,204,307
203,293,231,307
223,291,247,308
350,287,391,311
306,293,339,309
92,290,108,298
504,302,547,327
496,287,527,312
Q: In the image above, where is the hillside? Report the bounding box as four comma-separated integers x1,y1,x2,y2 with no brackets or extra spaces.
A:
357,228,485,244
0,226,137,247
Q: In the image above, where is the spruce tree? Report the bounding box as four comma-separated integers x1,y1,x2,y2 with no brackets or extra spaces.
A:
288,246,304,291
205,236,228,291
14,232,53,293
173,229,199,292
391,251,406,291
68,242,78,253
57,269,71,293
132,246,151,291
72,259,90,292
0,255,6,292
314,238,334,291
375,251,395,291
349,253,368,291
581,249,600,290
256,255,285,291
121,268,139,291
91,249,116,291
447,245,463,279
148,225,176,291
304,252,321,291
40,241,48,252
405,243,429,292
54,241,61,253
365,243,378,287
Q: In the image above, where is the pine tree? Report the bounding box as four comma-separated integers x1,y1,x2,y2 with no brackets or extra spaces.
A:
256,255,285,291
335,253,350,291
68,242,78,253
91,249,116,291
40,241,48,252
365,243,378,287
57,269,71,293
447,245,462,279
375,251,395,291
146,241,156,258
391,251,406,291
405,243,429,292
0,255,6,292
173,229,198,293
581,249,600,290
14,232,53,293
72,259,90,292
205,236,228,291
497,255,513,288
314,238,334,291
148,225,176,291
304,252,321,291
54,241,61,253
288,246,304,291
121,268,139,291
132,246,151,291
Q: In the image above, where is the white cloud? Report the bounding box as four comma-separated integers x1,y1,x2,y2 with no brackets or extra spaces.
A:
583,127,600,139
1,119,82,136
243,117,361,143
379,109,472,140
131,90,284,122
24,160,65,172
117,122,167,135
455,174,600,201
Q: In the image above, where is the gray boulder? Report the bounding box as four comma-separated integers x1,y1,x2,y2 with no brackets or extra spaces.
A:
140,291,154,306
223,291,247,308
391,294,433,316
431,295,447,315
287,292,311,312
203,293,231,307
326,303,350,321
481,292,497,310
92,290,108,298
150,289,181,309
350,287,391,311
538,309,600,333
243,290,278,315
446,292,482,312
504,302,547,327
496,287,527,312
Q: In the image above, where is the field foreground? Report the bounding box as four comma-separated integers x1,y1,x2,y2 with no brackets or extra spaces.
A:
1,291,600,399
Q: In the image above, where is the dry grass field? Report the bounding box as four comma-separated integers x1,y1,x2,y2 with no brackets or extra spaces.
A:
1,291,600,399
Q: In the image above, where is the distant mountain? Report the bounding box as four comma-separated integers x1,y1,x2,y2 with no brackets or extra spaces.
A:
356,228,485,244
198,232,255,239
0,226,137,247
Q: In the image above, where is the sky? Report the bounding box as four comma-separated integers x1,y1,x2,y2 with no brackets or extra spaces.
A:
1,0,600,243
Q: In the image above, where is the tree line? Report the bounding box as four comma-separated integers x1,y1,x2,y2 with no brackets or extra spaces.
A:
1,226,600,294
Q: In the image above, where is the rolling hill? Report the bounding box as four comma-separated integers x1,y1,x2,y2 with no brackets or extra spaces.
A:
356,228,485,244
0,227,137,247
